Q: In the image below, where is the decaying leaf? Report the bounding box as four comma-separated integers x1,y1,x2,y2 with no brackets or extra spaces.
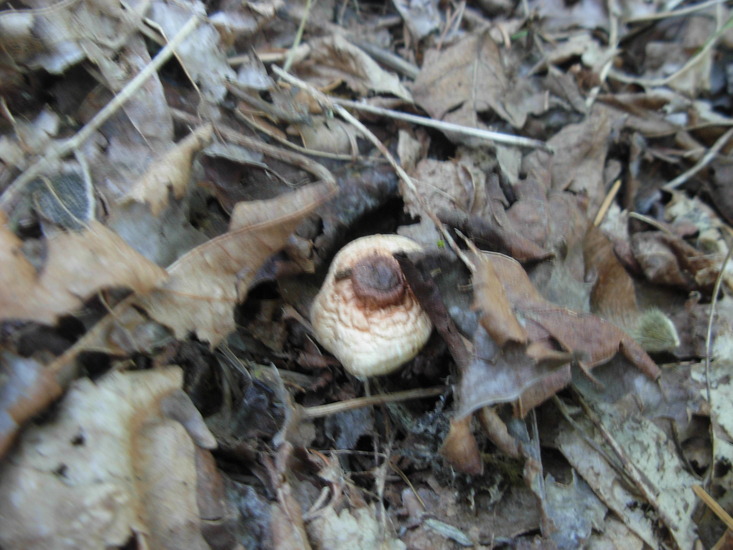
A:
0,220,167,324
555,402,699,550
439,208,552,263
472,252,528,346
392,0,440,41
293,116,358,155
631,231,720,292
307,505,406,550
458,252,660,417
487,252,660,379
296,35,412,101
0,367,215,550
136,181,335,345
401,158,476,217
1,0,143,74
546,108,614,212
584,225,638,320
30,170,93,230
439,415,483,475
149,1,236,102
0,353,63,457
124,124,213,216
413,31,545,136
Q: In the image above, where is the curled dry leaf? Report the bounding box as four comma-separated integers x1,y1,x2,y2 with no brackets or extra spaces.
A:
486,253,660,378
585,227,679,353
584,225,639,319
0,183,336,458
124,124,213,216
439,415,483,475
458,252,661,417
308,506,407,550
631,231,720,292
472,252,528,346
294,116,358,155
137,181,336,345
296,35,413,101
439,208,552,263
0,220,167,324
0,367,216,550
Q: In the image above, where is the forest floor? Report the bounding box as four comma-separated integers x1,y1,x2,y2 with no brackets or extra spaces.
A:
1,0,733,548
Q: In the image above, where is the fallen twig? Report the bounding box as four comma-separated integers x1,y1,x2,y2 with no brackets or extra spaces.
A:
0,14,202,215
331,97,552,151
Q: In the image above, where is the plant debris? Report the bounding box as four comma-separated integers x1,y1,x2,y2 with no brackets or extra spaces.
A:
2,0,733,548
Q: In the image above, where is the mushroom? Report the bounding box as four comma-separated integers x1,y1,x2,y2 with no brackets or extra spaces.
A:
310,234,433,377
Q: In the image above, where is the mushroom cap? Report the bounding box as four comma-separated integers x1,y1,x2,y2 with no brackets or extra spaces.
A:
310,234,433,377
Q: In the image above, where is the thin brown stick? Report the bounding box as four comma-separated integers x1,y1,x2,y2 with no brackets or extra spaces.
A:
272,65,476,271
0,15,201,215
663,127,733,191
300,386,445,419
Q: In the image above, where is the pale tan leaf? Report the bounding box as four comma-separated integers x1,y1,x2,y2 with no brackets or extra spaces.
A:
413,31,545,136
294,116,357,155
138,182,335,345
124,124,213,216
296,35,412,101
0,368,213,550
308,505,406,550
0,221,168,324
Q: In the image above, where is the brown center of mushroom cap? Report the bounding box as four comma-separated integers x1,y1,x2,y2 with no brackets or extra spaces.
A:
350,254,406,308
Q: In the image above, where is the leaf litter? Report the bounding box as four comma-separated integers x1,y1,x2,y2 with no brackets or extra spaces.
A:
1,0,733,548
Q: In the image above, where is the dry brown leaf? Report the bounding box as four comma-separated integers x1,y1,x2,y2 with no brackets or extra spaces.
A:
2,0,142,74
0,220,168,324
294,116,358,155
458,327,574,418
487,252,660,380
439,208,552,263
631,231,719,291
296,35,412,101
307,505,406,550
137,181,335,345
546,108,613,211
402,158,475,218
392,0,440,40
584,225,639,319
413,31,513,129
472,252,528,346
457,252,661,417
271,492,312,550
413,31,545,136
124,124,213,216
0,368,214,550
439,415,483,475
149,2,235,102
138,421,211,550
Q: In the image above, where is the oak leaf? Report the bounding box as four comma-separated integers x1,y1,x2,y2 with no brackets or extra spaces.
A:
0,368,214,550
